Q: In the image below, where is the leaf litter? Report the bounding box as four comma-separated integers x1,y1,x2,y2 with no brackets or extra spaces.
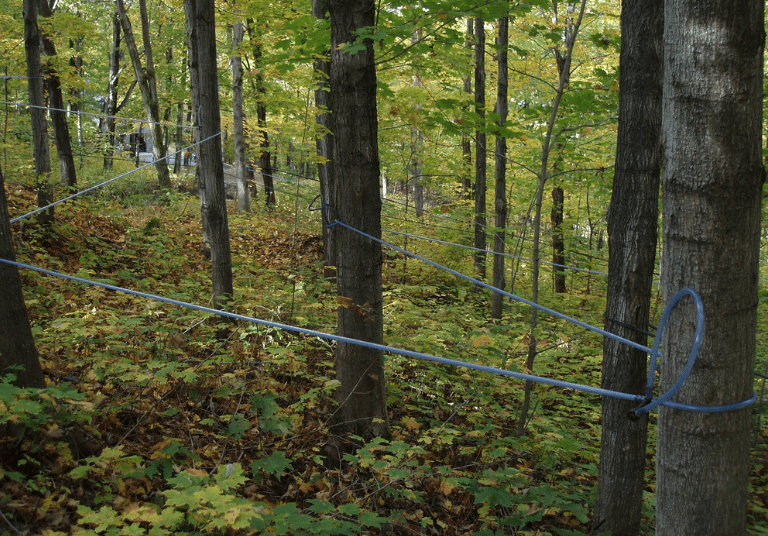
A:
1,182,766,535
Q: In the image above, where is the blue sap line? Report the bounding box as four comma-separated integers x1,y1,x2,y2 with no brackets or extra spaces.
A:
11,132,222,224
0,257,644,404
329,219,757,415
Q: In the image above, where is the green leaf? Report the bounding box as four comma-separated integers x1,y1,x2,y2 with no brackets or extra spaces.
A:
250,451,293,480
226,414,250,441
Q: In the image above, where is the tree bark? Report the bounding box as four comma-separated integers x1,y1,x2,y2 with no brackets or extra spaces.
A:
189,0,234,309
102,10,121,171
116,0,171,189
593,1,662,533
231,21,249,213
656,1,763,533
312,0,336,271
23,0,53,224
473,17,486,280
69,36,85,168
246,26,276,207
38,0,76,189
0,165,45,389
329,0,390,441
184,0,212,255
461,18,473,200
491,15,508,319
410,55,424,219
551,186,565,293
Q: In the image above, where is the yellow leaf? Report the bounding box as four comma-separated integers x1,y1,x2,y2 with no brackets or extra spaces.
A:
439,479,455,496
336,296,353,308
185,468,209,478
471,335,493,348
402,416,421,431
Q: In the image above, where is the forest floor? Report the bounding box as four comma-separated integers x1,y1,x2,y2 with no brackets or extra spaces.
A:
1,172,767,535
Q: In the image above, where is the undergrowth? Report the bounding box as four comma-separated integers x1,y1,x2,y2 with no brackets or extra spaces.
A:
1,171,766,535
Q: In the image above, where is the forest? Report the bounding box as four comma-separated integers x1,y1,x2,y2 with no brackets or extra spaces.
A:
0,0,767,534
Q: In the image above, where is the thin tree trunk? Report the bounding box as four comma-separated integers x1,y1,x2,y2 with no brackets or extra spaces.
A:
38,0,76,189
69,36,85,168
231,21,249,213
313,0,335,271
116,0,170,189
461,18,473,199
473,17,486,280
656,0,762,533
517,0,587,437
103,10,121,171
23,0,53,224
491,15,508,319
189,0,234,308
247,22,275,206
592,1,662,533
173,102,183,175
329,0,390,442
551,186,565,292
0,164,45,389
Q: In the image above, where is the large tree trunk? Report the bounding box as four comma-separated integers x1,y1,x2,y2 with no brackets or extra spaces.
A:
656,0,763,533
116,0,170,189
329,0,390,441
184,0,212,254
593,0,662,533
491,15,508,319
312,0,336,271
0,165,45,389
231,21,249,213
23,0,53,224
473,17,486,280
189,0,234,309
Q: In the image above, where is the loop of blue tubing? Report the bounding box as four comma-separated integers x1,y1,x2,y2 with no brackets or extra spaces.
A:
635,288,704,415
327,216,756,414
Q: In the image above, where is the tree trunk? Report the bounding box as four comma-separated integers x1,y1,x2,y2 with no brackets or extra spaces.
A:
551,186,565,293
23,0,53,225
491,15,508,320
410,70,424,218
102,10,121,171
0,165,45,389
173,102,184,175
517,0,587,437
656,1,763,533
184,0,212,255
69,36,85,168
247,23,276,207
312,0,336,271
38,0,77,189
461,18,473,199
593,1,662,533
189,0,234,309
329,0,390,441
116,0,170,189
473,17,486,280
231,21,249,213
